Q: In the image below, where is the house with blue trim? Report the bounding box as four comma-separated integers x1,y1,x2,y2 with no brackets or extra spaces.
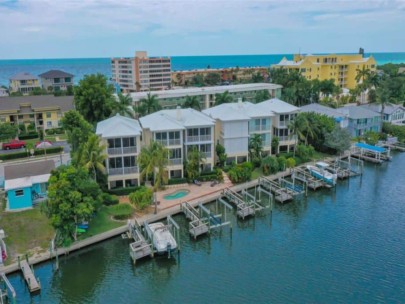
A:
337,106,381,137
300,103,349,129
4,160,55,211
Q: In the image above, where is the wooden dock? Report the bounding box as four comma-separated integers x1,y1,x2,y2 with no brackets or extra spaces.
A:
127,220,154,264
259,176,294,203
223,188,256,219
18,256,40,293
181,202,209,239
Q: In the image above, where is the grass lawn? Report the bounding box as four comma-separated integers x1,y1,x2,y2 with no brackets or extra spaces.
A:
77,205,128,240
251,168,264,180
0,207,54,264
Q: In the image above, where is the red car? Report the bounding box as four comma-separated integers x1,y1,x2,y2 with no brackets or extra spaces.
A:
2,140,26,150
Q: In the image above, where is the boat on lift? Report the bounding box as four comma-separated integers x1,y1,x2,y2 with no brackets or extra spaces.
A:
306,162,337,186
145,222,177,255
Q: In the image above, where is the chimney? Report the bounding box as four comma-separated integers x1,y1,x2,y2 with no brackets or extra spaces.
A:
176,106,182,121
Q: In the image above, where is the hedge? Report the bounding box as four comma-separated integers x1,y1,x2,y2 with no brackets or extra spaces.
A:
197,174,217,182
108,204,134,220
19,133,39,140
0,146,63,161
107,186,141,196
167,178,188,185
200,170,216,176
101,193,119,206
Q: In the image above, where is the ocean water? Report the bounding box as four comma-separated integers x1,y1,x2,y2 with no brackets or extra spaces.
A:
0,52,404,87
6,152,405,303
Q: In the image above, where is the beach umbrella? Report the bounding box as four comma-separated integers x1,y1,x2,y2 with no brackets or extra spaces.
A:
36,141,52,149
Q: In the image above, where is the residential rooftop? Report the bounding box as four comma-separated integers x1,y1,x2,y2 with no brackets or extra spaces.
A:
9,72,39,81
300,103,348,118
256,98,300,114
0,95,74,113
96,114,142,138
337,105,380,119
39,70,74,78
360,103,405,115
4,160,55,180
129,83,283,101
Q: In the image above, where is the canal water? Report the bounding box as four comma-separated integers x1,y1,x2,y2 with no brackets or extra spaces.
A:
7,153,405,303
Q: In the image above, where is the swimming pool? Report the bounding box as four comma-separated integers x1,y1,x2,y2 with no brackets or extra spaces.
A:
163,189,190,200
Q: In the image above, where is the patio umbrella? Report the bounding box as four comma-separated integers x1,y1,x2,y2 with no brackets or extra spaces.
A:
36,141,52,149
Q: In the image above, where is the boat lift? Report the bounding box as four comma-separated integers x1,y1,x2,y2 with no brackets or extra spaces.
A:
0,273,16,304
127,219,154,264
259,176,294,203
291,167,326,190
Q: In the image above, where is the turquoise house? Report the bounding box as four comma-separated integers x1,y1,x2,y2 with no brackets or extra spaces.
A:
4,160,55,211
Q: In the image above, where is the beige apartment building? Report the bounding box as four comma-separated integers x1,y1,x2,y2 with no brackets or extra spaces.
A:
111,51,172,93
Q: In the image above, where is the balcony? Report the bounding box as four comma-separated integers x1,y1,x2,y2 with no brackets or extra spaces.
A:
169,158,182,165
108,146,137,155
250,125,270,132
108,166,139,176
155,139,181,146
186,135,212,143
278,121,291,128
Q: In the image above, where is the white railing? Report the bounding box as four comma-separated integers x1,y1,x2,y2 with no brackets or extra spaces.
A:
123,146,137,154
168,139,181,146
108,147,122,155
169,158,182,165
187,135,212,143
278,121,291,128
250,125,271,132
108,146,137,155
108,166,139,176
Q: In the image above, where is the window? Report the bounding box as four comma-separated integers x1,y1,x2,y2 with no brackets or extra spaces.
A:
169,131,180,140
46,112,51,118
200,128,211,136
169,148,182,159
123,156,136,167
122,137,135,147
170,170,182,178
110,180,123,189
125,179,138,187
54,78,60,83
47,121,52,127
187,128,199,136
65,77,71,83
109,157,123,168
15,189,24,196
155,132,167,141
108,138,122,148
18,115,23,119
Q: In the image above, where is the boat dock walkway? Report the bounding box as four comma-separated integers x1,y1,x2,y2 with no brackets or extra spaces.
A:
292,167,326,190
259,176,294,203
127,220,154,264
18,255,40,293
181,202,209,239
0,272,16,303
223,188,257,219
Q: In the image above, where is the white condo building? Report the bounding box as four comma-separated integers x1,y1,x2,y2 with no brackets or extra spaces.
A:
140,108,216,179
96,114,142,189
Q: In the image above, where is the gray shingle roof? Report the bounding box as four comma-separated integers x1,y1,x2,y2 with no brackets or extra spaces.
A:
337,106,379,119
4,160,55,180
300,103,347,118
10,72,39,81
0,95,74,112
360,103,405,115
39,70,74,78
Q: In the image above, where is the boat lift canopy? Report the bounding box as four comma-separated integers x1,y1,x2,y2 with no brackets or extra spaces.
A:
355,142,386,153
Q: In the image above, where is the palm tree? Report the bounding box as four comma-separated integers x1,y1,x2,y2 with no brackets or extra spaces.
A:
376,87,390,131
111,93,133,117
74,134,107,181
214,91,233,106
135,92,161,117
355,66,371,84
288,114,306,156
138,141,169,213
185,146,206,181
182,95,201,110
248,134,263,161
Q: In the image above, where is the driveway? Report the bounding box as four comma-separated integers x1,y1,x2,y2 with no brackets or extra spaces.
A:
0,141,70,154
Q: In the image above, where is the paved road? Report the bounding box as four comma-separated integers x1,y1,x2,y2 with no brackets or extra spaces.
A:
0,141,70,154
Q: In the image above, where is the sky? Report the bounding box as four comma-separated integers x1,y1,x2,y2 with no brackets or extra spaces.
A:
0,0,404,59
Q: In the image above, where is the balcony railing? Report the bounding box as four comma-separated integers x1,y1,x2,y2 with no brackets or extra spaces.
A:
250,125,271,132
108,166,139,176
155,139,181,146
277,135,296,142
186,135,212,143
278,121,291,128
108,146,137,155
169,158,182,165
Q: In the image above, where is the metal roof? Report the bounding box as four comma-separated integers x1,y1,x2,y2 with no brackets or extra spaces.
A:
96,114,142,138
4,160,55,180
256,98,300,114
0,95,74,112
38,70,74,78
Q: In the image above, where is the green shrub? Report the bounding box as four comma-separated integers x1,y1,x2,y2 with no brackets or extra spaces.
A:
286,157,296,169
295,144,315,162
277,156,287,171
129,186,153,210
101,193,119,206
167,178,188,185
0,146,63,161
54,128,65,134
108,204,134,220
19,133,39,140
228,162,253,183
198,174,217,182
107,186,140,196
46,129,55,135
261,156,279,175
216,168,224,182
200,170,216,176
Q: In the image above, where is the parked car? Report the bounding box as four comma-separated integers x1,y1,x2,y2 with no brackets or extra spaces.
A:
2,140,26,150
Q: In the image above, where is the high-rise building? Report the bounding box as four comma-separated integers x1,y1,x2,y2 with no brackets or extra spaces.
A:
111,51,172,93
273,52,377,89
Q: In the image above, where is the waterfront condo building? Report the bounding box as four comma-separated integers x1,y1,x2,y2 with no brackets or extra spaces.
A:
39,70,74,92
9,72,41,95
0,95,74,130
203,99,275,164
130,83,282,110
111,51,172,93
96,114,142,189
360,103,405,126
273,52,377,89
140,108,215,179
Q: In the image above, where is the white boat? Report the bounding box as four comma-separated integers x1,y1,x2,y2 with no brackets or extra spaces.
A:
146,222,177,254
306,163,337,186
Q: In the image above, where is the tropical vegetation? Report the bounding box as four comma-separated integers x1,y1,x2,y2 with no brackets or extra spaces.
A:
135,92,162,117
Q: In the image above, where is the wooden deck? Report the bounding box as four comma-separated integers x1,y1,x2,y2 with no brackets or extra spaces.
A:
19,260,40,293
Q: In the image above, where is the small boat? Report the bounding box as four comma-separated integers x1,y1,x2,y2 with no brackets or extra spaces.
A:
306,163,337,186
146,222,177,255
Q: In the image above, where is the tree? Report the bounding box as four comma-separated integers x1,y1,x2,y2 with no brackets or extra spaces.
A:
135,92,161,117
355,66,371,84
0,123,18,141
261,156,279,175
74,73,115,124
214,91,233,105
254,90,270,103
111,93,133,117
129,186,153,210
74,134,107,181
271,136,279,155
204,72,221,85
186,146,205,181
138,141,169,213
376,86,391,130
191,74,204,86
61,110,93,154
324,126,351,154
215,143,227,167
182,95,201,110
44,165,102,243
252,72,264,83
248,134,263,166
